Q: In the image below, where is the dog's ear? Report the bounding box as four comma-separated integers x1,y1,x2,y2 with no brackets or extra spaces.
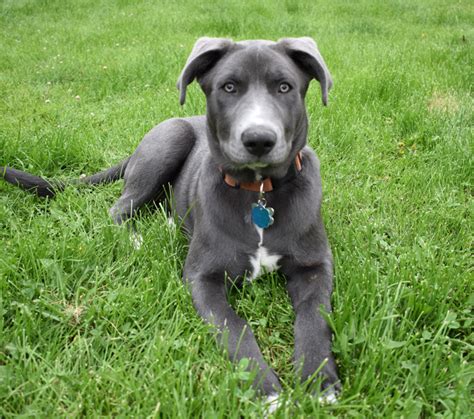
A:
177,37,233,105
278,37,333,106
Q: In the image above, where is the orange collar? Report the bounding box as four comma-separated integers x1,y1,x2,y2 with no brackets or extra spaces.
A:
222,152,303,192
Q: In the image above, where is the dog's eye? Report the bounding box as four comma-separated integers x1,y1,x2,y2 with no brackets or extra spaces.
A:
278,82,291,93
223,82,236,93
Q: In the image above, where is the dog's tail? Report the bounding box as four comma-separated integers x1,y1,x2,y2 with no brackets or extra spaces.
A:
0,157,130,198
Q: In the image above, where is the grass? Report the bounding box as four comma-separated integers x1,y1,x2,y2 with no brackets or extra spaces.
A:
0,0,472,417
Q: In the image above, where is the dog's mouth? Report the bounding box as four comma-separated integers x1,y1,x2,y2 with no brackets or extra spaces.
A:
219,151,296,182
223,154,287,173
220,148,290,170
238,161,270,170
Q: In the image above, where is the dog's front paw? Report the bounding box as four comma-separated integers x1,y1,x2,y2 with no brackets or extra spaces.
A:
309,360,341,404
130,232,143,250
263,393,282,416
318,387,339,405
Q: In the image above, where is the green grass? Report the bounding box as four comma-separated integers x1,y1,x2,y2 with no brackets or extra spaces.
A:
1,0,472,417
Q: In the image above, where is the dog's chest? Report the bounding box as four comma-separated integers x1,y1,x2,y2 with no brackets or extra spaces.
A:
248,227,281,281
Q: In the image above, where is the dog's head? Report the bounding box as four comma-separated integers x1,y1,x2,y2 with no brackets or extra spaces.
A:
177,37,332,180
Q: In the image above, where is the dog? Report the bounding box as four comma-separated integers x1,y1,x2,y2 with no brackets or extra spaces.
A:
2,37,340,407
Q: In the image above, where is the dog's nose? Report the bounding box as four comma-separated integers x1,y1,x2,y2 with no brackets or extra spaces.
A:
241,128,276,157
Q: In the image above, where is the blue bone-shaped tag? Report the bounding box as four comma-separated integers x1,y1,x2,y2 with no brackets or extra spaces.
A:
251,203,274,229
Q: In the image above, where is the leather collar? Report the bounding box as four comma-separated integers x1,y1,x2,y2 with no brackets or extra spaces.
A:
222,152,303,192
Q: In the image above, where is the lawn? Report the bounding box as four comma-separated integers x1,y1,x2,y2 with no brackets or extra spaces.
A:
0,0,472,417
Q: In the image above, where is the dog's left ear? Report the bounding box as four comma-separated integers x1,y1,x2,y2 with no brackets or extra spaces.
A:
177,37,233,105
278,37,333,106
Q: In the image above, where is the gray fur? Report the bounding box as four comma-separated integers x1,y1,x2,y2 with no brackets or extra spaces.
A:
1,37,339,398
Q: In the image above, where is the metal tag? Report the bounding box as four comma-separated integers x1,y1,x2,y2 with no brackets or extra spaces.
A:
251,202,274,229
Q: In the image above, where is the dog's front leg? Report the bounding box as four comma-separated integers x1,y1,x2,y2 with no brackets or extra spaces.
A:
285,262,340,398
187,274,281,396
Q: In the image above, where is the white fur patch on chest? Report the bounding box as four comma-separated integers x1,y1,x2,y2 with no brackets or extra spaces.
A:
248,227,281,281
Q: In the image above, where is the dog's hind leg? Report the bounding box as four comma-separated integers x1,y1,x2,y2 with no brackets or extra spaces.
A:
109,118,195,225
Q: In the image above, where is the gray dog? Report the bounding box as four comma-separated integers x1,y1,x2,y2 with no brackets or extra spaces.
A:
2,37,340,407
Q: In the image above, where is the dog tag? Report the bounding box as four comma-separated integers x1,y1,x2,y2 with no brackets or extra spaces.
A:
251,202,274,229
